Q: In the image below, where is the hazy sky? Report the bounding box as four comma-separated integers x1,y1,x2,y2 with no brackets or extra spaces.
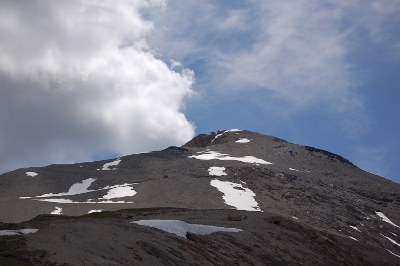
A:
0,0,399,183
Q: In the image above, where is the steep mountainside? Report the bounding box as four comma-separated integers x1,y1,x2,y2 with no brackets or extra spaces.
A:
0,130,399,265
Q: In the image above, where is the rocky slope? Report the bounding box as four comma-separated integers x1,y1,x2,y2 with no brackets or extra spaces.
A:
0,130,399,265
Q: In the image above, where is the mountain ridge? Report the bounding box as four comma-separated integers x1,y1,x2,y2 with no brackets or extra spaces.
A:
0,129,399,265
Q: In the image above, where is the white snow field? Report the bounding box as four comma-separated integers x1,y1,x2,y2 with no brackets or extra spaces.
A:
387,249,400,258
0,229,38,236
88,210,102,214
19,178,137,204
208,166,227,176
381,234,400,247
34,178,96,198
132,220,242,238
349,225,361,232
376,212,400,228
41,199,74,203
98,158,121,170
51,206,63,215
189,150,272,165
37,199,133,204
210,180,261,211
96,200,132,203
235,138,251,143
26,172,38,177
101,184,137,199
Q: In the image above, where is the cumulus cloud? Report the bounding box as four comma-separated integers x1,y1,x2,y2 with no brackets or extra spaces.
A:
0,0,195,173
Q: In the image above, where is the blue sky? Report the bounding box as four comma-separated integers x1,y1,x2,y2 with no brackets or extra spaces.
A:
0,1,399,183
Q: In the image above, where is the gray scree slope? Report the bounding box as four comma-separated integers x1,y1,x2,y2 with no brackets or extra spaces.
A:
0,130,399,265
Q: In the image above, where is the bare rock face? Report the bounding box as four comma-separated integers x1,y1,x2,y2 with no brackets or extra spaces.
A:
1,130,399,265
183,132,217,147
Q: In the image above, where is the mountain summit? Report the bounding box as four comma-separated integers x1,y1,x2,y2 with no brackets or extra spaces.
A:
1,130,399,265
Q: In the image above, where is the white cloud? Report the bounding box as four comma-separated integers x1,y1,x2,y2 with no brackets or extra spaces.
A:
0,0,195,173
146,0,400,131
365,0,400,43
223,2,350,102
217,9,249,31
146,1,356,103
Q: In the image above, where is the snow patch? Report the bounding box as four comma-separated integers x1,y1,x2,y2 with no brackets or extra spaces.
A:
101,185,137,199
88,210,102,214
51,206,63,215
211,129,242,143
349,225,361,232
37,199,133,204
236,138,250,143
20,179,137,203
18,229,39,234
26,172,38,177
348,236,358,241
132,220,242,238
210,179,261,211
381,234,400,247
0,229,39,236
208,166,227,176
41,199,74,203
289,168,299,171
376,212,400,228
292,216,299,220
387,249,400,258
96,200,133,203
189,150,272,165
36,178,96,198
98,159,121,170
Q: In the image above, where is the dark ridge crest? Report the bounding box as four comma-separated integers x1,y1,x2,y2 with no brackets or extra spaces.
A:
303,145,356,167
183,133,216,148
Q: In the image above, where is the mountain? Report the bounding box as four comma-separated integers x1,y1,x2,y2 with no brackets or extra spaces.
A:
1,130,399,265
